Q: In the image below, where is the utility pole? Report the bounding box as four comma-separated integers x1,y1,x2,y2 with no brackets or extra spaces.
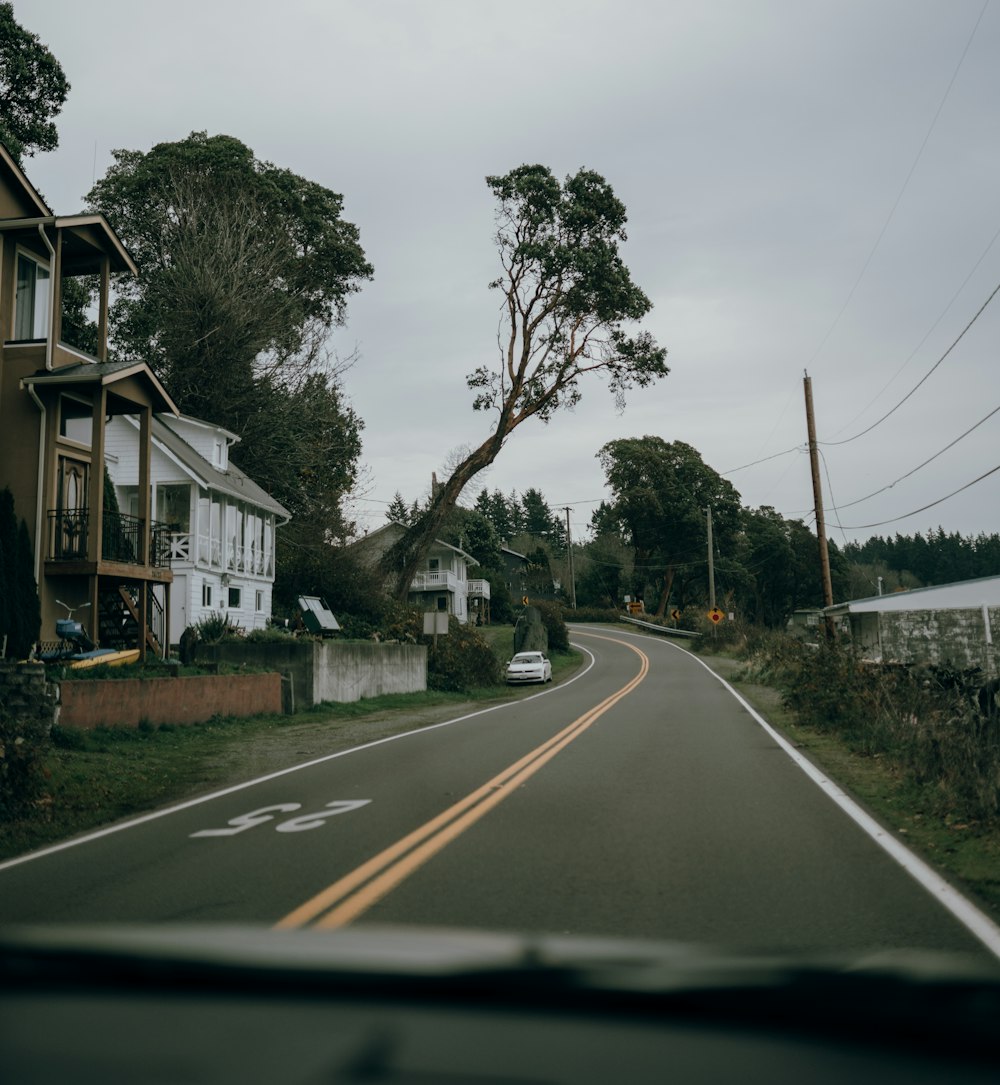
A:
563,507,577,609
706,506,716,610
803,371,835,615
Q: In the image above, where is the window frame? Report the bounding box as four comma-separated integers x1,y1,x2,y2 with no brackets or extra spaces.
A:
12,247,51,342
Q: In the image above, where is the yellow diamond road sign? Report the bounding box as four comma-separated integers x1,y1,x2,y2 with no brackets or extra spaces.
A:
708,607,724,624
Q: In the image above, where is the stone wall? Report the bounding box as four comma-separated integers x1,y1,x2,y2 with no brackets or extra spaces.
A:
0,661,59,729
877,606,999,673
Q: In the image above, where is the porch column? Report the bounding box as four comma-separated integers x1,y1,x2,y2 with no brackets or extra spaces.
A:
97,255,110,362
51,230,63,345
87,387,107,563
138,583,148,663
138,405,152,566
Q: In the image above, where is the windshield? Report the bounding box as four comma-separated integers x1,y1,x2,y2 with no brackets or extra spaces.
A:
2,0,999,994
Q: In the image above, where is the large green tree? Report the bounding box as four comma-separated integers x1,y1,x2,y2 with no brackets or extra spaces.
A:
387,164,667,598
86,133,373,603
0,3,69,162
597,437,742,617
86,132,372,424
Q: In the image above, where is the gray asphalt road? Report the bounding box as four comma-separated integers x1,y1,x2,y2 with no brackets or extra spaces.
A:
0,627,995,959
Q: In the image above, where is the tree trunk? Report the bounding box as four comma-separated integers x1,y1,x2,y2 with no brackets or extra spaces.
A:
384,429,507,601
654,567,675,618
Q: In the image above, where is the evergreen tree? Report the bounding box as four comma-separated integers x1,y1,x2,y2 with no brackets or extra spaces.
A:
13,519,40,657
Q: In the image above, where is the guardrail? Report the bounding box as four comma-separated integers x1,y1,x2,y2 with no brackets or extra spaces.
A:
620,615,702,639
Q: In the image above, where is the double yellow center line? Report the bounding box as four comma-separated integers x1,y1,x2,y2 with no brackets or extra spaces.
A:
275,635,649,930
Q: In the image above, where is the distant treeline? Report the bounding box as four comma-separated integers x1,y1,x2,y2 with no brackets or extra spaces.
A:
842,529,1000,587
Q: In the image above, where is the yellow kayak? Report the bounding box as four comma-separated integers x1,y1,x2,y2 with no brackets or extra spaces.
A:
69,649,141,670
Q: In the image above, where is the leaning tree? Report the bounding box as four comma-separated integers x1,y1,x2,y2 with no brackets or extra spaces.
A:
386,164,668,599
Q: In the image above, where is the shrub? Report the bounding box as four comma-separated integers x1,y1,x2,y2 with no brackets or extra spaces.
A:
426,617,502,693
244,626,295,644
565,606,622,624
0,708,51,818
739,633,1000,823
193,613,241,644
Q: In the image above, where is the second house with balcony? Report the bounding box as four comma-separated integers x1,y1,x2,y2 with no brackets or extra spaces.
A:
349,521,490,624
105,413,290,645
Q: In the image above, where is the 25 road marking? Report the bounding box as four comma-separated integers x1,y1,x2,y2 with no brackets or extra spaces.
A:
191,800,371,837
276,635,649,930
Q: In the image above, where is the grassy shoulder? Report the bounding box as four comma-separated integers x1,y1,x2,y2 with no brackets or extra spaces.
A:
0,639,584,863
691,646,1000,925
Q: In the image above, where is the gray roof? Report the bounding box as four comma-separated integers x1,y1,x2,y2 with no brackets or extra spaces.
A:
151,417,291,520
825,574,1000,615
24,359,178,415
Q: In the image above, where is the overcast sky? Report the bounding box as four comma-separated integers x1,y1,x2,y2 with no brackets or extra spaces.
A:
15,0,1000,545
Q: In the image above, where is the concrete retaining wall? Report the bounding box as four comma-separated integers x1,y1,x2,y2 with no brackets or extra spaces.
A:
196,640,427,706
312,641,427,704
58,673,283,729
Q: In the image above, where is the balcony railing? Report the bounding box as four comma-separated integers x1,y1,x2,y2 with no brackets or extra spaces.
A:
188,532,273,576
467,578,491,599
411,569,460,593
47,508,172,568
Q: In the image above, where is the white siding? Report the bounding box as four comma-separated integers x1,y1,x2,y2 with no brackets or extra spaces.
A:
106,416,282,646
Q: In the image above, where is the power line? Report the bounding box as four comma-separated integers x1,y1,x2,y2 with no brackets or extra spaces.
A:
837,462,1000,530
819,278,1000,446
791,399,1000,515
826,222,1000,438
805,0,990,372
721,444,804,476
817,448,853,551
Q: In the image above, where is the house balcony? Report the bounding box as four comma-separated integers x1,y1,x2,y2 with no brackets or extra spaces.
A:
467,578,491,600
186,532,274,578
2,338,104,370
411,569,460,593
45,508,173,580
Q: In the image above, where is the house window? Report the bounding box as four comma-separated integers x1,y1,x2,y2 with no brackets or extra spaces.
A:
228,586,241,609
428,558,439,572
119,486,139,519
255,590,264,612
59,397,92,446
156,484,190,532
14,252,50,341
436,596,448,611
202,583,212,607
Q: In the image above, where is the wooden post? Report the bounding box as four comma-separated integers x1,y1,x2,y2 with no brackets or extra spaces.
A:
563,506,577,609
803,373,835,633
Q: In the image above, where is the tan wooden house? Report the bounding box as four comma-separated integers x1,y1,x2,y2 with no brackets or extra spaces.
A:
0,142,179,659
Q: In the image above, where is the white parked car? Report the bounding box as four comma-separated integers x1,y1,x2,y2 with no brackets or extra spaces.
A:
505,651,552,684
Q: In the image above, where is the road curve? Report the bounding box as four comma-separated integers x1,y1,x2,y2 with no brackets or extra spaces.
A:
0,626,996,961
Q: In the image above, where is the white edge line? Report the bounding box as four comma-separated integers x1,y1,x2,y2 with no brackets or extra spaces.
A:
587,625,1000,961
0,647,598,875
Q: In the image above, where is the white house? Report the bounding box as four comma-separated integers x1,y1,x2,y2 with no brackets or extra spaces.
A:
350,521,490,624
106,414,290,644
